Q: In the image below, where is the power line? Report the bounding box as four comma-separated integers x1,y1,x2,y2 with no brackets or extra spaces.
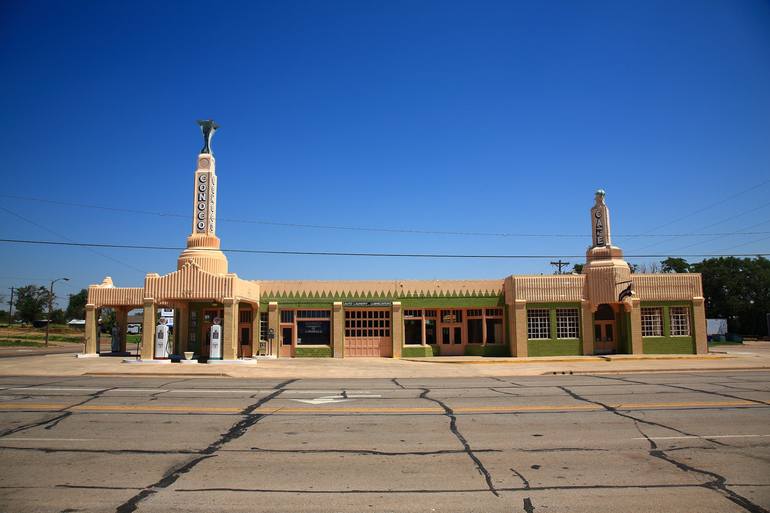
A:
630,176,770,235
4,193,770,239
0,206,145,275
0,238,767,259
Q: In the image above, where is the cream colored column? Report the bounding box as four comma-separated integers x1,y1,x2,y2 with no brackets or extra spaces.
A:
177,304,189,354
481,311,488,347
581,300,594,355
692,297,707,354
332,302,344,358
391,302,403,359
141,299,156,360
629,298,643,355
223,298,238,360
84,304,99,355
115,307,129,353
268,302,279,357
512,300,528,357
250,304,260,357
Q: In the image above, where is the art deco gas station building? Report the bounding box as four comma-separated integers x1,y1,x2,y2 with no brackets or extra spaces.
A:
83,123,707,361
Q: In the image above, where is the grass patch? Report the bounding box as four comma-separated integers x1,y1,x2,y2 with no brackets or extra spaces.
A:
0,340,44,347
464,344,510,357
294,346,332,358
402,345,434,358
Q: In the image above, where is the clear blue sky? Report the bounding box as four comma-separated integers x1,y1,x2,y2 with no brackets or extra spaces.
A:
1,0,769,307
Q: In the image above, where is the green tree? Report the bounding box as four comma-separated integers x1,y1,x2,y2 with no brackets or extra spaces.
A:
690,256,770,336
50,309,66,325
14,285,52,324
100,308,116,333
66,289,88,320
571,263,584,274
661,257,690,273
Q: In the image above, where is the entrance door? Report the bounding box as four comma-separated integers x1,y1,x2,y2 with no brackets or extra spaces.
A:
280,326,293,357
440,325,464,355
239,326,251,358
594,321,616,354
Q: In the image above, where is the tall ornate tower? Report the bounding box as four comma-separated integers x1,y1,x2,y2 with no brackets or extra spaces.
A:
583,189,631,306
177,120,229,274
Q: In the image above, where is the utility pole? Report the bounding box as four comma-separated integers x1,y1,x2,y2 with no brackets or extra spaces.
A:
7,287,13,327
550,260,570,274
45,278,69,347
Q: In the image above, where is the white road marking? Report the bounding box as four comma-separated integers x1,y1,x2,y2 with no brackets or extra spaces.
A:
292,395,352,405
167,389,267,393
2,438,95,442
9,387,106,392
633,434,770,440
110,389,170,393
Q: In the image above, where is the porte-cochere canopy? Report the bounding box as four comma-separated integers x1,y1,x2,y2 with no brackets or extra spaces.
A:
87,261,260,308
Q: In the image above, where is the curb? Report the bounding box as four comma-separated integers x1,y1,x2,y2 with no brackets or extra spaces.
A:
565,366,770,375
402,355,732,365
83,372,231,377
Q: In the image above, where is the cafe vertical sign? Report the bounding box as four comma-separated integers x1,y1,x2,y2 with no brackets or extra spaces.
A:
591,189,611,248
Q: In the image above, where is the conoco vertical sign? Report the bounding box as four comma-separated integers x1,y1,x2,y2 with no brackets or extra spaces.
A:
193,157,217,236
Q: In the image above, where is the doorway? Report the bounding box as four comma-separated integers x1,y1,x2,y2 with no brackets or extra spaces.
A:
438,309,464,355
280,326,293,357
594,304,617,354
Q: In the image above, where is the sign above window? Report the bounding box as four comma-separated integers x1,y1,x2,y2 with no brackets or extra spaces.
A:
343,301,392,308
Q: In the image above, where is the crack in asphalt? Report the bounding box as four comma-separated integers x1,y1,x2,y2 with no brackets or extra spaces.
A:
419,387,500,497
0,446,203,455
523,497,535,513
559,385,769,513
509,466,530,489
561,383,732,446
114,380,296,513
171,482,770,494
0,387,117,438
248,446,501,456
592,374,770,405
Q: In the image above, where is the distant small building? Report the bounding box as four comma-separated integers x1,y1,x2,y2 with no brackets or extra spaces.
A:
707,319,728,337
67,319,86,330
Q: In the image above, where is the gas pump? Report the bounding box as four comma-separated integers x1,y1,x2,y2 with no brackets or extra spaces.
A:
155,318,170,359
209,317,222,360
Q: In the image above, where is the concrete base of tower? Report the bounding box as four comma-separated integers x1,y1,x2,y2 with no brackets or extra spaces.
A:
177,234,229,274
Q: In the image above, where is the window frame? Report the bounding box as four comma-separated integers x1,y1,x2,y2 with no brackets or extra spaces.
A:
527,309,551,340
669,306,691,337
555,308,580,340
641,307,664,337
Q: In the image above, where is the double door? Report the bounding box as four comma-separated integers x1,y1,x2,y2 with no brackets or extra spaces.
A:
439,324,464,356
594,321,616,354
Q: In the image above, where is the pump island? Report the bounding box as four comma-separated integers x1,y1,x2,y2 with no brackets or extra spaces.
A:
83,121,707,362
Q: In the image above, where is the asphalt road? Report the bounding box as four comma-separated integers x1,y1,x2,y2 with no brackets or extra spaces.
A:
0,371,768,513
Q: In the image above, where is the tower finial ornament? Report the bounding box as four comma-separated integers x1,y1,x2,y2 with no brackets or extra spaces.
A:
197,119,220,155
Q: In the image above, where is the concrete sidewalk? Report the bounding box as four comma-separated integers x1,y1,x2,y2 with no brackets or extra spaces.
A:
0,342,768,378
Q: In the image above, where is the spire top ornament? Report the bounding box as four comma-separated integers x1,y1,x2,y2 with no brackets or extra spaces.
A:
197,119,220,155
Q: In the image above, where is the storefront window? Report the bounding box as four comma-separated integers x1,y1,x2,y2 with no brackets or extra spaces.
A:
425,320,436,344
486,318,503,343
297,320,330,345
467,319,483,343
404,319,422,344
